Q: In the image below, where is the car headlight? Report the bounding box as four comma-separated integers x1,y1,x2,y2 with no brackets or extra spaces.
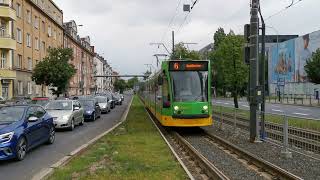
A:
62,115,70,120
0,132,14,144
86,110,93,114
174,106,179,111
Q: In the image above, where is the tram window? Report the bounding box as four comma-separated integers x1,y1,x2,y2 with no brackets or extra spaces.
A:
162,77,170,107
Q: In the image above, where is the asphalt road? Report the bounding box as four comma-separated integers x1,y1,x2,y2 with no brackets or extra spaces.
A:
213,99,320,120
0,95,132,180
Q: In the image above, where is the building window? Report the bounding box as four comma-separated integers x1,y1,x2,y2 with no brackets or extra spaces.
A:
53,30,56,40
16,3,21,18
35,85,40,95
42,21,45,33
27,82,32,95
26,33,31,47
18,81,23,95
34,16,39,28
0,50,6,69
28,57,32,71
16,28,22,43
48,26,52,37
16,54,22,68
35,37,39,50
26,10,31,24
41,41,46,52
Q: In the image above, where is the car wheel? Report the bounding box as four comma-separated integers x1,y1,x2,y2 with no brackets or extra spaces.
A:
69,119,75,131
92,113,96,121
47,127,55,144
79,117,84,126
16,137,27,161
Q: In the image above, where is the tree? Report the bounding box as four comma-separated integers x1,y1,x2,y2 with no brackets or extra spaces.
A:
305,49,320,84
32,48,76,97
114,79,127,93
213,32,248,108
213,27,226,50
127,77,139,89
171,43,201,60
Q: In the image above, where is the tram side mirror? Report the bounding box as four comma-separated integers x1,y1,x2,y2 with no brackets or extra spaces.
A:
157,76,163,85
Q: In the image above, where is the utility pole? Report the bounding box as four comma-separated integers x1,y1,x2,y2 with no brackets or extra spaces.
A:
249,0,260,142
172,31,175,60
258,6,266,139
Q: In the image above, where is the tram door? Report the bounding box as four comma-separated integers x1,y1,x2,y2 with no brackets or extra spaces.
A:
155,76,162,120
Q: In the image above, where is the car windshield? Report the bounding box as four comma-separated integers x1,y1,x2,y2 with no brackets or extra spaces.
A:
46,101,72,110
95,97,107,103
171,71,208,102
79,100,94,107
0,107,25,123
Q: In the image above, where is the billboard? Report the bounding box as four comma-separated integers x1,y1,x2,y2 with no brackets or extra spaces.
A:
270,39,295,83
295,31,320,82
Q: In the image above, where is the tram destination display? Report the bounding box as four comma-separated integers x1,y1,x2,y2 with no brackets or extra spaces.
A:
169,61,208,71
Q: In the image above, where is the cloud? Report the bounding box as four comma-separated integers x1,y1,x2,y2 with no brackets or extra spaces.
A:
55,0,320,75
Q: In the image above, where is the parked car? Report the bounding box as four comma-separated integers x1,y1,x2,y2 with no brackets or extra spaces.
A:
113,93,122,105
31,97,50,107
94,96,111,114
8,96,31,105
103,93,115,109
45,100,84,131
0,105,55,161
120,94,124,102
0,96,6,104
79,99,101,121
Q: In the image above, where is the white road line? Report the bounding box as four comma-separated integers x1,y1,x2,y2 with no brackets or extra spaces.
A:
242,105,249,108
297,108,311,111
272,109,284,113
224,103,230,105
216,102,222,104
272,105,280,108
293,112,309,116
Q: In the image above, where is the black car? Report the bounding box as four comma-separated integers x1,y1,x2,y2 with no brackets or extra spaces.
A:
112,93,122,105
79,99,101,121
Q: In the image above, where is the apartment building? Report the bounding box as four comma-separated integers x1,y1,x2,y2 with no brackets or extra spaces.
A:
94,53,105,93
0,0,16,99
12,0,63,98
63,20,95,96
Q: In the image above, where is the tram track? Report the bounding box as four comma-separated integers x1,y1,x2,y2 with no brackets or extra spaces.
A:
145,107,229,180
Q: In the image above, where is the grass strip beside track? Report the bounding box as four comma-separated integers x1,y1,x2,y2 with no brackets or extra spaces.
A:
49,96,187,180
213,105,320,131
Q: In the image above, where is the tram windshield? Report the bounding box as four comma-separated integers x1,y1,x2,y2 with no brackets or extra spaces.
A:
170,71,208,102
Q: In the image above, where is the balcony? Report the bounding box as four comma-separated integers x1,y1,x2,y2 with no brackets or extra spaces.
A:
0,34,16,50
0,3,16,21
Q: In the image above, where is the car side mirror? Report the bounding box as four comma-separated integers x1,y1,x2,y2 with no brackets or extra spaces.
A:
28,116,38,122
74,106,80,111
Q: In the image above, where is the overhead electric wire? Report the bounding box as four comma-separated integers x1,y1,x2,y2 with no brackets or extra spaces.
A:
160,0,183,43
265,0,303,21
176,0,199,35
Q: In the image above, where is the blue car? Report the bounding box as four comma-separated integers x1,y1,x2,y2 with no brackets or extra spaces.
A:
79,99,101,121
0,105,55,161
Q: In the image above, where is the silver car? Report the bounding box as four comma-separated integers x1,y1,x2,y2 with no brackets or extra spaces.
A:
94,96,111,114
45,100,84,130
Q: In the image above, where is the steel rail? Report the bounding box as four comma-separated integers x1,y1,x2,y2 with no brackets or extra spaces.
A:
203,130,303,180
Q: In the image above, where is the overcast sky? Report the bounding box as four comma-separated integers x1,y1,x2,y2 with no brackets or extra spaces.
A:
54,0,320,75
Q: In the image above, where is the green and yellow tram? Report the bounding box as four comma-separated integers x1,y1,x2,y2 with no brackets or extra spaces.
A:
141,60,212,127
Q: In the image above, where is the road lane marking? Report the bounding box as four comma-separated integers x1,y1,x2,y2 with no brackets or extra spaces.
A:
216,101,222,104
242,105,249,108
293,113,309,116
272,105,280,108
297,108,311,111
224,103,230,105
272,109,284,113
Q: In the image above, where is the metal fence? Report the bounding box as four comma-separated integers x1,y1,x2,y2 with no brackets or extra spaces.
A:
268,93,320,106
213,105,320,155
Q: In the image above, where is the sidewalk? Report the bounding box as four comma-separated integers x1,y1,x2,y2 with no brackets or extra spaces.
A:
214,97,320,107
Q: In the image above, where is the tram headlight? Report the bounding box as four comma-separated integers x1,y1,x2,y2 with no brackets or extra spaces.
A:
203,106,208,111
174,106,179,111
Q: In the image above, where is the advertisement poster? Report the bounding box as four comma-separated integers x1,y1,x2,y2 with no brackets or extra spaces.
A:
295,30,320,82
271,39,295,83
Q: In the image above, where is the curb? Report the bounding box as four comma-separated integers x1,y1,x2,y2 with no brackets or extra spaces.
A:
32,96,134,180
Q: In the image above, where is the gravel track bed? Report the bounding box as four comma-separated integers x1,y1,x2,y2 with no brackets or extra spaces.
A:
203,125,320,180
183,134,265,180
